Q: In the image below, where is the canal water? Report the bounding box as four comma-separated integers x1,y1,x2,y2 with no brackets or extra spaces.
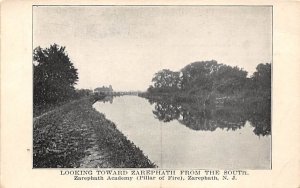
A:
93,96,271,169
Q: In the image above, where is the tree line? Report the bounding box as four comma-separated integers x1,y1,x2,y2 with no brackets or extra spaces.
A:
147,60,271,102
33,44,271,107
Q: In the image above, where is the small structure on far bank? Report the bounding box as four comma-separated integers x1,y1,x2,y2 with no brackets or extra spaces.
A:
94,85,113,95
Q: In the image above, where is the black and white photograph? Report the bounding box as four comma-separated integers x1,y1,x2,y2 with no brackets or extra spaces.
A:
32,5,272,169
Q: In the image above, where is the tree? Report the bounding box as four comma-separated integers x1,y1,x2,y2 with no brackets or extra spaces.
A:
33,44,79,105
213,65,248,95
252,63,271,91
180,60,219,92
151,69,181,92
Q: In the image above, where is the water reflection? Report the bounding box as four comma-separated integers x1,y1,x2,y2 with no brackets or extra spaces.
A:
148,99,271,136
97,96,271,136
98,96,114,104
94,96,271,168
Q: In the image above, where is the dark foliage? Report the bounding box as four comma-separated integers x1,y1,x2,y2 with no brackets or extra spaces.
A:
33,44,79,105
144,61,271,136
147,61,271,102
148,60,249,97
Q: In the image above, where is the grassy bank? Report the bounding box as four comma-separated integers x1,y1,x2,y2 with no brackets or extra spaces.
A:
33,97,155,168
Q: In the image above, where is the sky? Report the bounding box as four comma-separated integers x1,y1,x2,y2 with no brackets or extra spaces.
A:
33,6,272,91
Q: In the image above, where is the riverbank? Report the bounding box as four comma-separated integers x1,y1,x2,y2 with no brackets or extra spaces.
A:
138,92,198,103
138,92,232,106
138,91,267,107
33,97,155,168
